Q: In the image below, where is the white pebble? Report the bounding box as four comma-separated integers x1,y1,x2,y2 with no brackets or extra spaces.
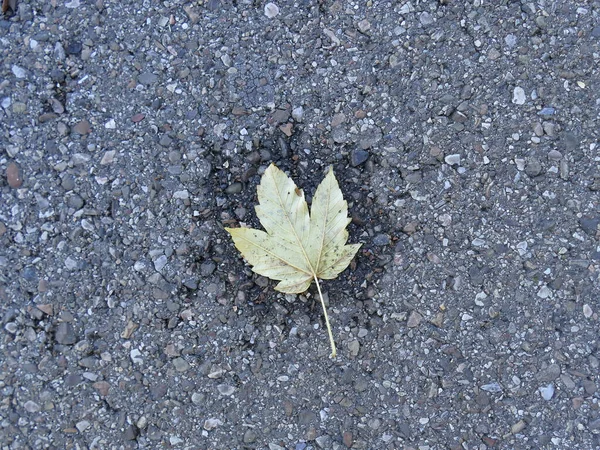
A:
130,349,143,364
173,190,189,200
512,86,526,105
104,119,116,129
537,285,552,299
444,154,461,166
264,2,279,18
539,384,554,400
12,65,27,79
583,304,593,318
154,255,168,272
203,418,223,430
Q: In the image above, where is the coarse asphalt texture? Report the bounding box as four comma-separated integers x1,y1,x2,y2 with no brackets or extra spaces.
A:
1,0,600,449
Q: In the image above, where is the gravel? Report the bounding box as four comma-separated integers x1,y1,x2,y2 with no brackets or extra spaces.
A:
1,0,599,449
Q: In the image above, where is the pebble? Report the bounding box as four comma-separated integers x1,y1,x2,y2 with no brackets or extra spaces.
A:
6,162,23,188
504,34,517,48
48,98,65,114
348,339,360,356
192,393,205,405
444,154,461,166
525,158,542,177
92,381,110,396
169,436,184,445
537,285,551,299
342,431,353,447
373,234,390,246
512,87,526,105
138,72,158,85
315,435,330,448
76,420,90,432
55,322,77,345
153,255,168,272
12,65,27,78
357,19,371,33
539,384,555,400
72,119,91,135
4,322,17,334
54,42,66,60
350,149,369,167
264,2,279,18
480,382,503,393
543,122,555,136
583,380,597,395
536,363,561,382
583,304,593,318
547,150,562,161
130,349,143,364
173,190,189,200
538,107,555,117
24,400,41,413
173,357,190,372
203,418,223,430
419,12,434,26
100,150,116,165
64,257,78,270
243,430,257,443
579,217,600,236
217,384,235,396
407,311,422,328
123,425,139,440
66,41,82,56
225,182,242,194
292,106,304,122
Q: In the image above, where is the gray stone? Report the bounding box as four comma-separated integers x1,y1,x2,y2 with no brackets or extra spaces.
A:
525,158,542,177
173,357,190,372
373,234,390,246
24,400,41,413
201,262,216,277
225,182,242,194
536,363,561,382
297,409,317,425
138,72,158,85
243,429,257,443
579,217,600,236
350,149,369,167
55,322,77,345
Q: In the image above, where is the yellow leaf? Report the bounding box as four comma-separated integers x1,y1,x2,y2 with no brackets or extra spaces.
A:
225,164,361,357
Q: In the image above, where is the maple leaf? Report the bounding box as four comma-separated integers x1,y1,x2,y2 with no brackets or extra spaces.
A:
225,163,361,357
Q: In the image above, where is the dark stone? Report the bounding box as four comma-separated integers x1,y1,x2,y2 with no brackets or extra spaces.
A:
124,424,139,440
350,149,369,167
525,158,542,177
66,41,82,56
373,234,390,246
138,72,158,85
579,217,600,236
21,267,38,282
55,322,77,345
592,26,600,38
297,409,317,425
201,262,216,277
225,182,242,194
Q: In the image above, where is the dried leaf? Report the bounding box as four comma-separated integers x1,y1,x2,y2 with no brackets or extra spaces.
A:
226,164,361,356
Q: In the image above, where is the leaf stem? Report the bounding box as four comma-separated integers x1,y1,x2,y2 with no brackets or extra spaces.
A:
314,276,336,358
